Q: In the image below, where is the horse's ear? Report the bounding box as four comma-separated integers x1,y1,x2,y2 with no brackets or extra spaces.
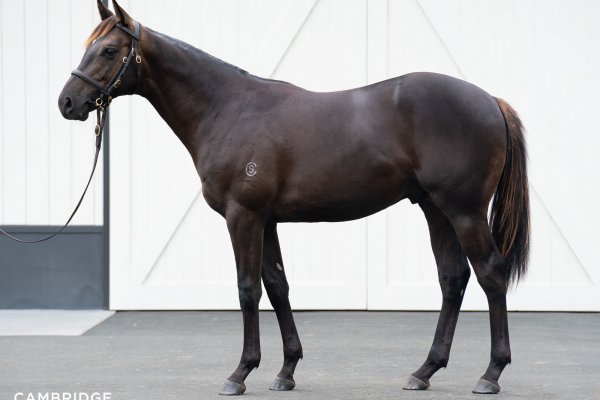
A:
112,0,133,27
97,0,114,20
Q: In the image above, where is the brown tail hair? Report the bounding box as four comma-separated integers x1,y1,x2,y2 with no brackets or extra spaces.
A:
491,98,530,286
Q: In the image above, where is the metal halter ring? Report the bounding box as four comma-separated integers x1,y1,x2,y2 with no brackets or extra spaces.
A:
122,56,128,63
136,55,142,64
95,98,103,107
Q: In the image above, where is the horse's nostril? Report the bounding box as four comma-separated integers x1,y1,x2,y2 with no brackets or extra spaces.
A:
64,96,73,110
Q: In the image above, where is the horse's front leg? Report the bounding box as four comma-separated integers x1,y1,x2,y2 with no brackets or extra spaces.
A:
219,204,265,396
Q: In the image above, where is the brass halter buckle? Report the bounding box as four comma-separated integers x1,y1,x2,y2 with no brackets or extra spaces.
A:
95,98,105,113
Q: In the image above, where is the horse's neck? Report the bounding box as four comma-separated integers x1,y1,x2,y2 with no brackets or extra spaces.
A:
136,28,248,152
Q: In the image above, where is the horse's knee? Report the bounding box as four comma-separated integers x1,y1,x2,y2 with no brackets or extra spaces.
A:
238,282,262,312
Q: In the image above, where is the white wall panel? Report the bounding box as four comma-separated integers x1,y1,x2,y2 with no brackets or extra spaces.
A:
24,0,49,224
2,0,596,310
109,0,600,311
1,0,27,224
0,0,103,225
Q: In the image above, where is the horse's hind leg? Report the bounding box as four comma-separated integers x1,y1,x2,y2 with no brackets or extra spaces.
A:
261,223,303,391
404,198,470,390
448,211,511,394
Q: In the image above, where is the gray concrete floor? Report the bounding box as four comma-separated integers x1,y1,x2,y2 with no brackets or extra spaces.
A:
0,311,598,400
0,310,114,336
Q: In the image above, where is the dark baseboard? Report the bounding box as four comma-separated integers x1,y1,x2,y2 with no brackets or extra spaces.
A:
0,226,105,309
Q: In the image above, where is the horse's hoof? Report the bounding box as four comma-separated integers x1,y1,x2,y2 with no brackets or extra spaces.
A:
270,376,296,391
472,378,501,394
403,374,430,390
219,380,246,396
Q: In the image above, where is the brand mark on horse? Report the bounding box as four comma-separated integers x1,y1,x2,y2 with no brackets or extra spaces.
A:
245,162,257,177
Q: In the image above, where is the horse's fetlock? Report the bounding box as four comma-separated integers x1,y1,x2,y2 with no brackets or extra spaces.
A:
285,346,303,361
491,353,511,368
427,351,449,369
242,352,261,370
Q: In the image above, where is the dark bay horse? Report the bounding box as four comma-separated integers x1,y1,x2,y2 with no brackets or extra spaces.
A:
59,0,530,395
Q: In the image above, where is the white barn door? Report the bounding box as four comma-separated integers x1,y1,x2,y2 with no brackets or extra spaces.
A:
110,0,600,311
109,0,368,310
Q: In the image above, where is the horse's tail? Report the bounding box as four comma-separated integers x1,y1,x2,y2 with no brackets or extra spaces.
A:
490,97,530,287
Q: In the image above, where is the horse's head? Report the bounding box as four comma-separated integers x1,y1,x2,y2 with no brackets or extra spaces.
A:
59,0,140,121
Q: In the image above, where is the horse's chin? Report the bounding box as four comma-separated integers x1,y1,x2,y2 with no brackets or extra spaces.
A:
70,108,90,121
77,111,90,121
60,107,90,122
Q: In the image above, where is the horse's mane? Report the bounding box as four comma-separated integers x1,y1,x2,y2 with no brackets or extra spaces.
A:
150,29,248,76
85,16,118,48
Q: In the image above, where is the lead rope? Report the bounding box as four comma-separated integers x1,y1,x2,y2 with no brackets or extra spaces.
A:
0,108,106,243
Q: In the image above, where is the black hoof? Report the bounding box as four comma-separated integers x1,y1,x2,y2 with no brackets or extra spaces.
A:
219,380,246,396
270,376,296,391
472,378,500,394
403,374,430,390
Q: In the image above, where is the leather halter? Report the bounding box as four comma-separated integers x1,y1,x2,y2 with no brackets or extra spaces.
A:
0,21,142,243
71,21,142,110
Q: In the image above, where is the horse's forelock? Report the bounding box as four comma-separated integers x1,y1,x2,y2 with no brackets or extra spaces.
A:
84,16,118,48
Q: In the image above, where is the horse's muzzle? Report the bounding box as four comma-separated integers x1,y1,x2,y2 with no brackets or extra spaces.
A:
58,94,90,121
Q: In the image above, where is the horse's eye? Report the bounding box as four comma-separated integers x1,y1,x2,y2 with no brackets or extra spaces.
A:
102,47,118,57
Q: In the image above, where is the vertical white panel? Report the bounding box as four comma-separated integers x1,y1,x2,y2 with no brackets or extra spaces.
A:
0,0,4,221
366,0,387,84
24,0,49,224
47,0,73,224
274,0,366,91
0,0,104,226
1,0,27,224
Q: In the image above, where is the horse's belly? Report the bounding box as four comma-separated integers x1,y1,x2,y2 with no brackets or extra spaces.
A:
272,169,420,223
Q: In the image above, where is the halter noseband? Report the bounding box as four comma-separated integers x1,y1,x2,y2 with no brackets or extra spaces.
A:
71,20,142,112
